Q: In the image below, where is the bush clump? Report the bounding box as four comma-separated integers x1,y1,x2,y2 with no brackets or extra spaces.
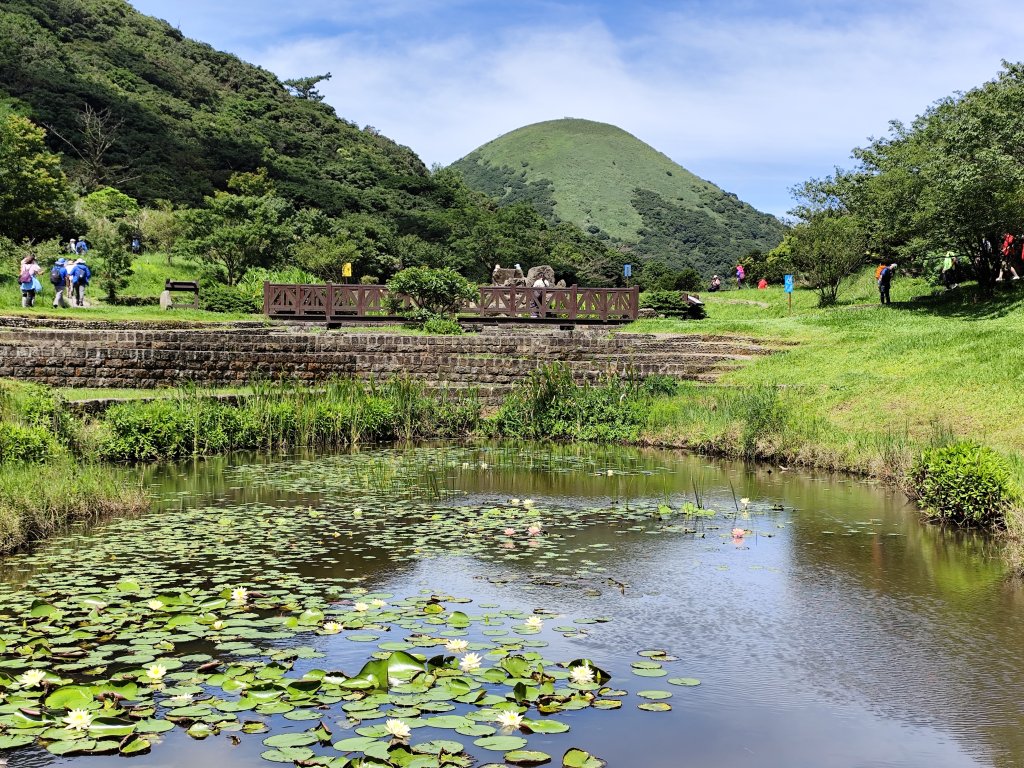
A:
200,283,261,314
488,363,672,442
910,441,1015,527
422,316,464,335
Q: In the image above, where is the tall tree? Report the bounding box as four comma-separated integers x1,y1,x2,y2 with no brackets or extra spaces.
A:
0,113,74,241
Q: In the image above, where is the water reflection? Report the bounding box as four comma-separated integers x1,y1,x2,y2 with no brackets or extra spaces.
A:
3,444,1021,767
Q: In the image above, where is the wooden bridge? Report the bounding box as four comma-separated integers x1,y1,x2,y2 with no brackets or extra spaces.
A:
263,283,640,325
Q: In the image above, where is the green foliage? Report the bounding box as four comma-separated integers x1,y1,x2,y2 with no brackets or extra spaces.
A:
0,112,74,241
98,379,481,461
89,218,133,302
175,175,294,285
422,316,464,335
640,290,705,319
793,61,1024,295
0,423,55,463
787,214,867,306
200,283,261,314
385,267,477,317
911,442,1015,528
80,187,139,221
488,363,666,443
0,461,145,553
451,118,786,277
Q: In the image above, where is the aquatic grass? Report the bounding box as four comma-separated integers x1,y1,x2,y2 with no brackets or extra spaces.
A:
98,377,482,462
0,462,146,553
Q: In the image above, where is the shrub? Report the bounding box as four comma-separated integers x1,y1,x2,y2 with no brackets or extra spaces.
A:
385,267,476,317
488,363,664,443
422,316,464,335
910,442,1014,527
200,283,261,314
0,423,57,463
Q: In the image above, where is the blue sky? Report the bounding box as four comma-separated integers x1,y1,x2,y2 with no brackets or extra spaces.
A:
130,0,1023,217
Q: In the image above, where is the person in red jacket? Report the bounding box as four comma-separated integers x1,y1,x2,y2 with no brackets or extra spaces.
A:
757,278,768,290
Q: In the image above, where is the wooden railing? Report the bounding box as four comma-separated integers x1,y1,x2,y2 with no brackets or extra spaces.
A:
264,283,639,323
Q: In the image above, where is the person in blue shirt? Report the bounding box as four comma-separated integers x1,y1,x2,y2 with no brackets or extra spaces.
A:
69,258,91,307
878,263,897,305
50,258,69,308
75,238,89,255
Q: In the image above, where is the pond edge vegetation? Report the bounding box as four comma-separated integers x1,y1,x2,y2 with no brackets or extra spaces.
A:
0,371,1021,566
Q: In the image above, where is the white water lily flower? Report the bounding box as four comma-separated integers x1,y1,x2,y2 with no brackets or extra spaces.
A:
385,718,411,740
479,462,488,469
523,499,535,507
145,664,167,682
211,619,225,631
445,639,469,654
352,601,369,612
510,498,521,505
370,598,387,608
147,599,163,610
18,668,46,688
322,622,342,634
570,664,595,685
63,708,93,731
230,587,248,604
524,616,543,630
459,652,482,672
740,498,750,506
495,710,524,729
606,469,614,476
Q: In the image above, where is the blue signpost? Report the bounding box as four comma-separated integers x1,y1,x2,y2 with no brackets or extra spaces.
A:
623,264,632,278
784,274,794,314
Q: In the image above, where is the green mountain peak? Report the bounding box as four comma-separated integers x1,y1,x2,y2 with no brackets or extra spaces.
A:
451,117,786,276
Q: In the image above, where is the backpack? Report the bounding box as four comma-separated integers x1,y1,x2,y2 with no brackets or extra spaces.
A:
50,266,64,284
19,268,31,284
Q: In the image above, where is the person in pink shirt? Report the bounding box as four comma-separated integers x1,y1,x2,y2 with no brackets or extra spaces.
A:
735,264,746,289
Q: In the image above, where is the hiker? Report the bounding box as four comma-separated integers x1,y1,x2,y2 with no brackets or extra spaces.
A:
941,251,959,289
757,278,768,290
18,254,43,308
735,264,745,289
708,275,722,292
69,258,91,307
75,238,89,255
530,275,550,318
131,237,141,255
50,258,70,308
68,238,78,254
878,262,896,305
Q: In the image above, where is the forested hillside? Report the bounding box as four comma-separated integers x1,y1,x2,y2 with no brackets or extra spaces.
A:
451,119,788,279
0,0,625,290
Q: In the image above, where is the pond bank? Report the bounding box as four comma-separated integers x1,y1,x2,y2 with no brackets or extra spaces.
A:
0,462,146,553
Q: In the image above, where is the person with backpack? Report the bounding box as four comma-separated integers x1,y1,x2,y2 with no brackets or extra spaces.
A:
941,251,959,290
878,263,897,305
18,254,43,308
69,258,91,307
75,238,89,255
50,258,69,308
735,264,746,289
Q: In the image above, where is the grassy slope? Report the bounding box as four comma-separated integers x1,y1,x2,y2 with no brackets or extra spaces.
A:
0,252,255,322
629,270,1024,460
457,118,723,241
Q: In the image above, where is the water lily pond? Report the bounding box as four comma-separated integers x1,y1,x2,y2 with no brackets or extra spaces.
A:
1,444,1020,767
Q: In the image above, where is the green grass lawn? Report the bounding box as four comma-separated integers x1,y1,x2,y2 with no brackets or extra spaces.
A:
628,270,1024,459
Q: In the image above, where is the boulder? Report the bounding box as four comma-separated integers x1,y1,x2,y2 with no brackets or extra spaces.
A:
525,265,555,286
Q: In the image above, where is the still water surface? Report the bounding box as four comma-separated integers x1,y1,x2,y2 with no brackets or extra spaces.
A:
3,444,1020,768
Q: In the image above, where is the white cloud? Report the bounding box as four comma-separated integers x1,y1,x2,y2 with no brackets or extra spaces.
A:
134,0,1024,216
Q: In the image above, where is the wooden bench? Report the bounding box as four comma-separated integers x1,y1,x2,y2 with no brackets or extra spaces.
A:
162,280,200,310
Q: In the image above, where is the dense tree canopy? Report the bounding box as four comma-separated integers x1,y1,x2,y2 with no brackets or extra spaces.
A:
793,61,1024,294
0,112,74,241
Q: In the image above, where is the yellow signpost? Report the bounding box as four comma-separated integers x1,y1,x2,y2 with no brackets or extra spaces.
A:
342,262,352,279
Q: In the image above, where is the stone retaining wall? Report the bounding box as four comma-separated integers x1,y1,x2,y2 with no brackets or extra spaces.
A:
0,321,775,402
